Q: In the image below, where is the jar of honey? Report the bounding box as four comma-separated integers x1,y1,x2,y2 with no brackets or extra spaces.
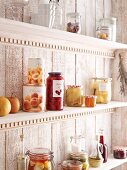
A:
61,160,82,170
27,148,54,170
66,85,84,107
91,78,112,104
46,72,64,110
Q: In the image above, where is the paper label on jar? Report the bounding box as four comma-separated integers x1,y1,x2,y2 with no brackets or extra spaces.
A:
99,83,109,91
53,80,64,97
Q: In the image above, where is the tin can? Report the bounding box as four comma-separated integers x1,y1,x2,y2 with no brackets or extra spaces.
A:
23,85,46,112
28,58,44,85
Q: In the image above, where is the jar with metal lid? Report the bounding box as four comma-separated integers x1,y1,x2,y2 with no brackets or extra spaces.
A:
96,26,112,40
61,160,82,170
46,72,64,110
66,85,84,107
27,148,54,170
91,78,112,104
66,12,81,33
69,152,89,170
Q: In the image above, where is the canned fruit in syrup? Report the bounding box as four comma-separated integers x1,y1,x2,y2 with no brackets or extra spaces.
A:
23,85,45,112
28,58,44,85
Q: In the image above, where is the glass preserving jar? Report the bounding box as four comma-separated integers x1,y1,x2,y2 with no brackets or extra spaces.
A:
61,160,82,170
96,17,117,41
91,78,112,104
46,72,64,110
96,26,112,40
85,95,97,107
66,12,81,33
69,152,89,170
66,85,84,107
27,148,54,170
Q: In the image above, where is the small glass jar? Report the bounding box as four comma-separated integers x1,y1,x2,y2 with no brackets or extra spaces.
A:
91,78,112,104
69,152,89,170
113,146,127,159
61,160,82,170
66,85,84,107
66,12,81,33
27,148,54,170
85,95,97,107
70,135,86,152
96,26,112,40
46,72,64,110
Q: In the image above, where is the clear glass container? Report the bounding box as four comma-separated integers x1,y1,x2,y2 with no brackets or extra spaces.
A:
66,85,84,107
49,0,63,30
96,18,117,41
66,12,81,33
85,95,97,107
61,160,82,170
27,148,54,170
91,78,112,104
70,135,86,152
96,26,112,40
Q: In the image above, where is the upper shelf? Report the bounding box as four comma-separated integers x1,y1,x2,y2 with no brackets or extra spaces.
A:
0,18,127,58
0,101,127,130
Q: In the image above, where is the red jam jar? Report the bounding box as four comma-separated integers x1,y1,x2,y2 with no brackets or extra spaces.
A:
27,148,54,170
46,72,64,110
113,146,127,159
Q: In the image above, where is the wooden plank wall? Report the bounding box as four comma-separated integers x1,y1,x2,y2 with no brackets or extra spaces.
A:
0,0,126,170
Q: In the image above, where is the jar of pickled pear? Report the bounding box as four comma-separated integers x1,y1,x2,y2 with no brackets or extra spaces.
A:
66,85,84,107
91,78,112,104
27,148,54,170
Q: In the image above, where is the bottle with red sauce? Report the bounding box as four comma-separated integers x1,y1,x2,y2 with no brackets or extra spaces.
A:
46,72,64,110
99,129,108,163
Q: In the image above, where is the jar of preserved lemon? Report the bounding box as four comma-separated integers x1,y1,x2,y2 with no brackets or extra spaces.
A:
91,78,112,104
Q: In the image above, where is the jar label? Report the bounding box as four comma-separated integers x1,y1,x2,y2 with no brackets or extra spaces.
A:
53,80,64,97
99,83,109,91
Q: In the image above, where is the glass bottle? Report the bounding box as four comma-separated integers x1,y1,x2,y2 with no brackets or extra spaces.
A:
27,148,54,170
61,160,82,170
46,72,64,110
49,0,63,30
66,12,81,33
17,130,28,170
99,129,108,163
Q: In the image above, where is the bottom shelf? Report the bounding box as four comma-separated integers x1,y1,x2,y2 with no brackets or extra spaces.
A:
89,155,127,170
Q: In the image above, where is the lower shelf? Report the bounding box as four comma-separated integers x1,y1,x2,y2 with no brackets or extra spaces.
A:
89,155,127,170
0,101,127,130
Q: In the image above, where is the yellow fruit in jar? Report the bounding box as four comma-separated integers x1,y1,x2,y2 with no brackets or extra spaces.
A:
82,162,89,170
34,162,44,170
44,161,51,169
100,33,107,39
97,95,104,103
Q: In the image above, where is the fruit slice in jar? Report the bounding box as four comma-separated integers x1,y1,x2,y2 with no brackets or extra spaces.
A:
34,162,44,170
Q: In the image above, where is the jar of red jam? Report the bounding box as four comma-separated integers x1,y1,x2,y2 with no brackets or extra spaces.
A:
27,148,54,170
46,72,64,110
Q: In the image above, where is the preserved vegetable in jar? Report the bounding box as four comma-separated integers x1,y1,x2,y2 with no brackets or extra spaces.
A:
46,72,64,110
27,148,54,170
91,78,112,104
85,95,97,107
66,85,84,107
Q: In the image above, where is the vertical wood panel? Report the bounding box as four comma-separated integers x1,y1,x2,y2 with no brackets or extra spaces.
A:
6,129,22,170
0,132,5,170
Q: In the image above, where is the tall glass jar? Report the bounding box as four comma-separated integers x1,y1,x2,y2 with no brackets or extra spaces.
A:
46,72,64,110
91,78,112,104
27,148,54,170
49,0,63,30
66,12,81,33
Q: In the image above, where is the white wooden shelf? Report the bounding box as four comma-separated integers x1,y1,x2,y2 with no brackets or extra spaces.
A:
0,101,127,130
0,18,127,58
89,155,127,170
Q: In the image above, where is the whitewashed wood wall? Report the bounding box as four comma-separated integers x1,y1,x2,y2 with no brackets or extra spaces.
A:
0,0,126,170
